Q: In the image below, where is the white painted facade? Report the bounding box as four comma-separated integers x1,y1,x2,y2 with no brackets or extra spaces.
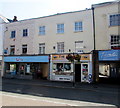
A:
4,9,94,55
92,1,120,50
0,15,9,76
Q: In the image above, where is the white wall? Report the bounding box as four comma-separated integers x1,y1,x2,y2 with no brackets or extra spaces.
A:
93,2,119,50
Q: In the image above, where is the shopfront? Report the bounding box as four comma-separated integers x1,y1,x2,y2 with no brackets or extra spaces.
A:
99,50,120,83
4,55,49,79
50,54,92,83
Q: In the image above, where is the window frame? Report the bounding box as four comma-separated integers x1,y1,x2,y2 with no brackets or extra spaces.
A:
10,45,15,55
57,24,64,34
39,43,45,54
110,35,120,49
74,21,83,32
22,44,27,54
57,42,64,53
39,26,45,35
23,29,28,37
11,31,16,38
109,14,120,26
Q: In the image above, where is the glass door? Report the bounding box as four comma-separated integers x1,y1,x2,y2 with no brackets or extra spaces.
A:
81,63,89,82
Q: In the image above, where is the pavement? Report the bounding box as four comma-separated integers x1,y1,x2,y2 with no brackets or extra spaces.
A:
1,77,120,94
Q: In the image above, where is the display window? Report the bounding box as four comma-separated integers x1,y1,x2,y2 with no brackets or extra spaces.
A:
99,64,110,78
53,63,73,75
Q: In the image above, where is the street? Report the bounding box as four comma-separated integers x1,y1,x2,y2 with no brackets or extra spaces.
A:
1,91,117,107
1,78,120,107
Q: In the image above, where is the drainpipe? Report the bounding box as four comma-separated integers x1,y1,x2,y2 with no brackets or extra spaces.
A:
92,7,96,50
91,6,99,83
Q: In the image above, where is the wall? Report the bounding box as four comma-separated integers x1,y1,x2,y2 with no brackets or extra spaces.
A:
93,2,119,50
33,10,94,54
4,20,35,55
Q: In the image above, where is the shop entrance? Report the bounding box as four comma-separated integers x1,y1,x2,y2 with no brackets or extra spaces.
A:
75,64,81,82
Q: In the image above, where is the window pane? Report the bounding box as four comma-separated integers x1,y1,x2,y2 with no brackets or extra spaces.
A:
39,26,45,35
110,14,120,26
57,24,64,33
57,42,64,53
75,22,83,32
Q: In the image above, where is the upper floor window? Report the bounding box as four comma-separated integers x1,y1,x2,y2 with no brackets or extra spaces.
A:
110,35,120,49
57,24,64,34
39,43,45,54
22,44,27,54
10,45,15,55
39,26,45,35
11,31,16,38
109,14,120,26
74,21,83,32
57,42,64,53
23,29,28,37
75,41,84,53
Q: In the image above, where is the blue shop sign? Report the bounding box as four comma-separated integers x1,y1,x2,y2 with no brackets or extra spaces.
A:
4,56,49,62
99,50,120,61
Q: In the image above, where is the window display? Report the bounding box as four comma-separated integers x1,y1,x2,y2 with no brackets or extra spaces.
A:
53,63,72,75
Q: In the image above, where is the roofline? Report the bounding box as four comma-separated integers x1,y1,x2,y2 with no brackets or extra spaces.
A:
6,8,91,24
0,15,9,23
92,0,119,8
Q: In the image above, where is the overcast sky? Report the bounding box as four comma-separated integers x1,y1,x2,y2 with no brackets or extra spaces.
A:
0,0,116,20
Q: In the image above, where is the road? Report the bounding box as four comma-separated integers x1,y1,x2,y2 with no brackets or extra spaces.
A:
1,79,119,107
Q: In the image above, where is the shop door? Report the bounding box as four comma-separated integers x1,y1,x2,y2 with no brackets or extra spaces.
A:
75,64,81,82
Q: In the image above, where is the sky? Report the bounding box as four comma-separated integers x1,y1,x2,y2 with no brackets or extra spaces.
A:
0,0,116,20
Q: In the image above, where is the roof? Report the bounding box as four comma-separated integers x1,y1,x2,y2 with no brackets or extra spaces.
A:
6,8,91,24
0,15,9,23
92,0,119,8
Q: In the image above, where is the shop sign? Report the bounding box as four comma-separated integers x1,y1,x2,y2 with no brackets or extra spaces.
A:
80,54,90,61
52,55,67,61
52,54,90,61
4,56,49,62
99,50,120,61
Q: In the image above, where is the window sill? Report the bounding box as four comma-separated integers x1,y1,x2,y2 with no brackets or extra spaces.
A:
74,31,83,33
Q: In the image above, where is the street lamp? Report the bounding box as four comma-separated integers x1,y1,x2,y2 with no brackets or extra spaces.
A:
66,52,81,87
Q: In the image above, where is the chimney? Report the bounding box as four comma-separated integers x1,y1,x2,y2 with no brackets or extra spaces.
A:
13,16,18,22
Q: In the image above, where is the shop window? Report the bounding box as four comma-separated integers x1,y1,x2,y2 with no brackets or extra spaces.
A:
53,63,72,75
10,45,15,55
22,44,27,54
57,42,64,53
39,43,45,54
110,35,120,49
99,64,110,78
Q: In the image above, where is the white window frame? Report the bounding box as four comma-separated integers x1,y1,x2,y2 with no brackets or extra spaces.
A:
10,45,15,55
74,21,83,32
22,44,27,54
57,24,64,34
109,14,120,26
57,42,64,53
23,29,28,37
39,43,45,54
39,26,45,35
11,31,16,38
75,41,84,53
110,35,120,49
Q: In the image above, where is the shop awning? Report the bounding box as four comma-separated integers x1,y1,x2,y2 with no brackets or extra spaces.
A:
4,56,49,63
